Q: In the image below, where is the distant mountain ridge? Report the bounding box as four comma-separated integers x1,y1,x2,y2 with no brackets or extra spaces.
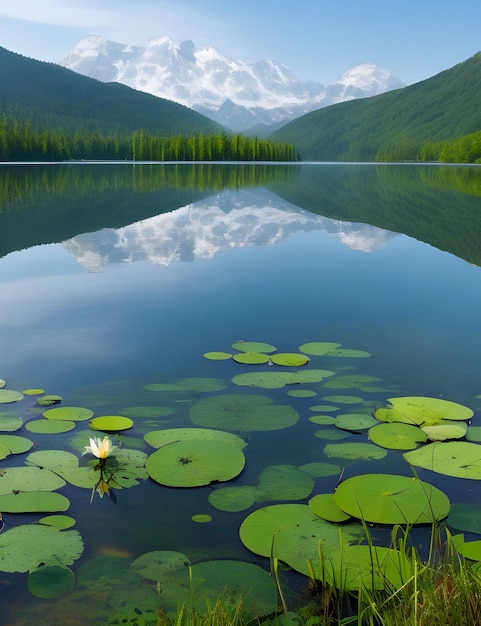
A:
271,51,481,161
59,35,405,131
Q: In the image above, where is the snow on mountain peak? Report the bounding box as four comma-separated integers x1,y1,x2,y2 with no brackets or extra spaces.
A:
59,35,405,131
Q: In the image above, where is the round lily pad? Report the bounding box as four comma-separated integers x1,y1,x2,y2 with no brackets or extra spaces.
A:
309,415,336,425
323,442,387,460
190,393,298,432
323,395,364,404
192,514,212,523
0,389,24,403
323,375,382,390
298,462,341,477
23,389,45,396
0,491,70,513
287,389,317,398
27,565,75,599
404,441,481,479
144,427,247,449
0,411,23,432
458,541,481,562
145,377,226,393
314,429,350,440
368,422,428,450
309,493,351,522
39,515,76,529
0,434,34,454
270,353,310,367
298,342,341,356
232,341,277,353
334,474,450,524
26,419,76,434
130,550,190,581
232,352,270,365
467,427,481,442
209,486,260,512
146,439,245,487
386,396,473,425
0,466,66,494
324,349,371,358
421,421,468,441
334,414,379,431
0,444,11,460
0,525,83,573
36,395,63,406
89,415,133,432
203,352,232,360
448,504,481,534
310,404,339,412
43,406,93,421
232,369,334,389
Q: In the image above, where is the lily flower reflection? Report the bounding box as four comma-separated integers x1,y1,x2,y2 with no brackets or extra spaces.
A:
83,436,117,460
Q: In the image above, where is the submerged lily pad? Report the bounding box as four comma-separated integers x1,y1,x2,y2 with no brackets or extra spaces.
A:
324,349,371,358
144,427,247,449
190,393,298,431
146,439,245,487
323,375,382,390
323,395,364,404
27,565,75,599
334,474,450,524
43,406,93,421
368,422,428,450
270,353,310,367
145,377,226,393
0,525,83,573
298,462,342,477
232,369,334,390
404,441,481,479
0,389,24,403
232,341,277,353
324,442,387,461
130,550,190,581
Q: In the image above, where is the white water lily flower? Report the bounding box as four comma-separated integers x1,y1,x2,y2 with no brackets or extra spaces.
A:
83,436,117,459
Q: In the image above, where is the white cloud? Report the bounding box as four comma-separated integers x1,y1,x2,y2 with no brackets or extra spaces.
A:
0,0,114,27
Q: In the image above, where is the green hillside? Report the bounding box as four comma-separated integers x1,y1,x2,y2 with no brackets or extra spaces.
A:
0,46,221,136
271,52,481,161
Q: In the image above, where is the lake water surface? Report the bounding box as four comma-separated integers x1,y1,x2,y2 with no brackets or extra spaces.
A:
1,163,481,624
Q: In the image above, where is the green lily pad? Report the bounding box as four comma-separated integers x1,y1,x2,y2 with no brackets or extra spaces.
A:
368,422,428,450
324,442,388,460
270,353,310,367
130,550,190,581
0,389,24,403
146,439,245,487
309,415,336,425
404,441,481,479
27,565,75,599
458,541,481,561
203,351,232,360
385,396,473,426
324,349,371,358
36,395,63,406
421,421,468,441
39,515,76,529
43,406,93,421
0,434,34,454
239,503,364,579
89,415,133,432
145,377,226,393
309,493,351,522
334,414,379,431
120,406,175,418
190,393,299,431
287,389,317,398
209,486,260,512
23,389,45,396
192,514,213,523
466,427,481,442
232,369,335,389
334,474,450,524
144,427,247,449
298,342,341,356
0,525,83,573
327,545,409,591
314,429,350,440
309,404,339,412
0,411,23,431
297,462,341,477
0,491,70,513
448,504,481,534
0,444,10,460
233,352,271,365
0,466,66,494
232,341,277,353
26,419,76,434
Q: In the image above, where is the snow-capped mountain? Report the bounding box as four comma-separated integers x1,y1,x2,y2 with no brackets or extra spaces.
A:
59,35,405,131
62,189,396,272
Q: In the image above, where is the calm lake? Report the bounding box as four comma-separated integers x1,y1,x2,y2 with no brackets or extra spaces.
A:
1,162,481,624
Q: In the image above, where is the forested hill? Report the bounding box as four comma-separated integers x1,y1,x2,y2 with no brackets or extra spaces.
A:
270,51,481,162
0,46,221,136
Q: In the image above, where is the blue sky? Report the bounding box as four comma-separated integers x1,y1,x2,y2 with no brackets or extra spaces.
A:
0,0,480,85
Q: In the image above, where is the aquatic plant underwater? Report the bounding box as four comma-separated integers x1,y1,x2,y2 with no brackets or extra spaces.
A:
1,339,481,624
